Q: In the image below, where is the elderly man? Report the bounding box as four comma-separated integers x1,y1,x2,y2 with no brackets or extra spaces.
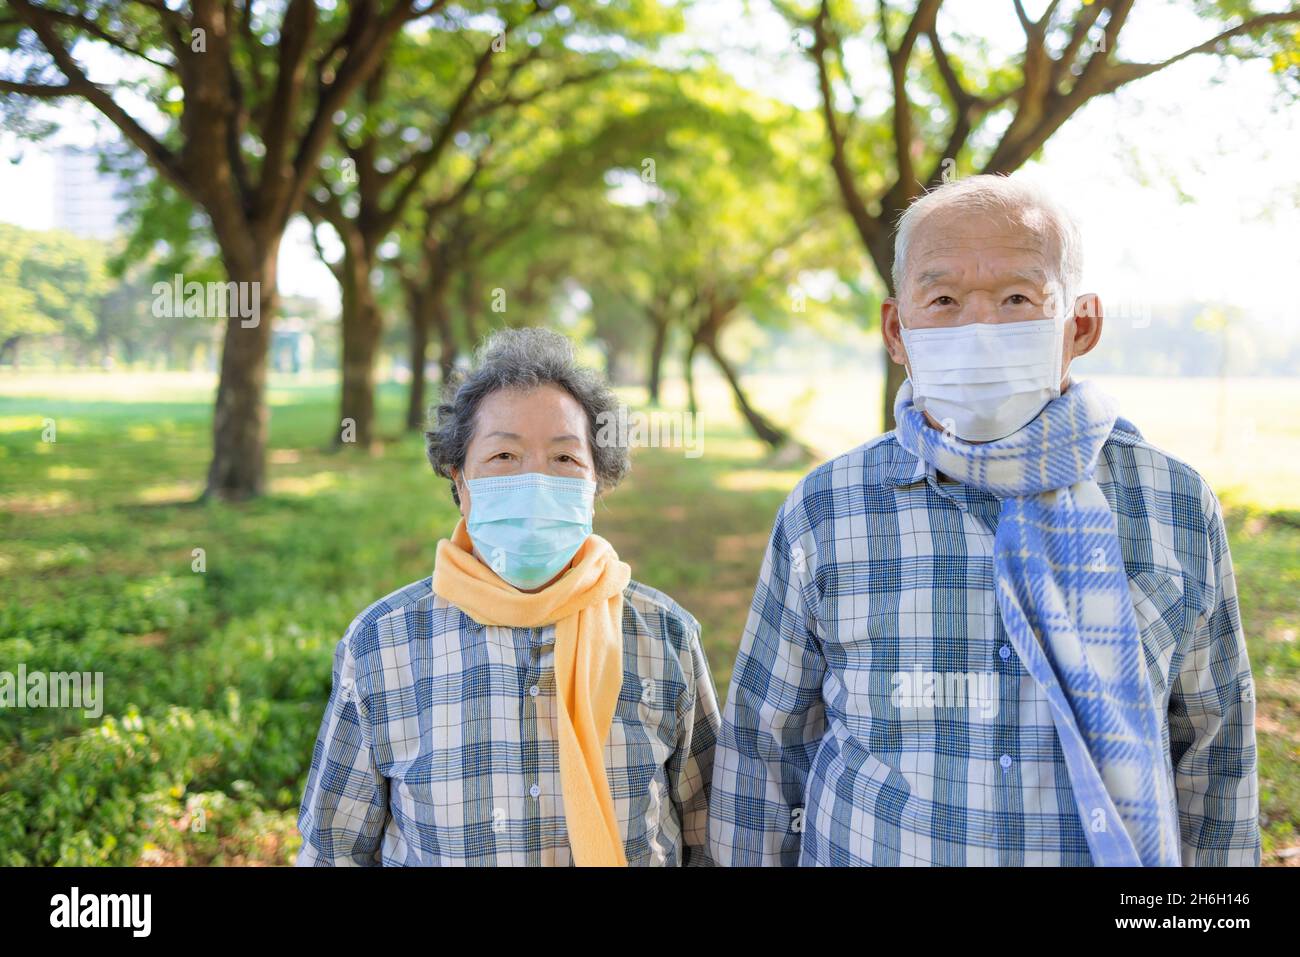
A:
709,174,1259,867
297,328,719,866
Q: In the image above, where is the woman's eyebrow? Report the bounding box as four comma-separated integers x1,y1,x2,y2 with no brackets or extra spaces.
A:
484,431,522,441
550,434,582,444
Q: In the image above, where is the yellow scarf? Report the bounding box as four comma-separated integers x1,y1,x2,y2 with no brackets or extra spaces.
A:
431,518,631,866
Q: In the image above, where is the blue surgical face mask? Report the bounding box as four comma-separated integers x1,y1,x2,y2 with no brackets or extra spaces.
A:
463,472,596,590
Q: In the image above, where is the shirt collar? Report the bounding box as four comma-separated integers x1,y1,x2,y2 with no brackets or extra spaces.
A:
881,432,931,489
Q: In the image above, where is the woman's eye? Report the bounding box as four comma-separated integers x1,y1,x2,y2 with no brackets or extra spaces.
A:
492,452,513,461
931,296,955,306
1007,294,1032,305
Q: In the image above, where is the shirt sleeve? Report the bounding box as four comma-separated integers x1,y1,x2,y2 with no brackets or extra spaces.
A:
1167,487,1261,866
296,620,389,866
667,621,723,867
708,499,827,866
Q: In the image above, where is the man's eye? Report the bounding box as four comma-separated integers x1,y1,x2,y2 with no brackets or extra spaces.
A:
492,452,514,461
1007,294,1032,305
931,296,955,306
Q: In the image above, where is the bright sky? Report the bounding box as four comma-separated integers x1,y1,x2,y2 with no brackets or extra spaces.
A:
1,0,1297,318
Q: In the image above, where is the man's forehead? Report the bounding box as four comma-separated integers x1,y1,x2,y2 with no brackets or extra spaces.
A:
913,207,1047,250
908,211,1050,286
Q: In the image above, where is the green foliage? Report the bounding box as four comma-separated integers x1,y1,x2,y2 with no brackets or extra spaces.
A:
0,381,459,864
0,224,109,345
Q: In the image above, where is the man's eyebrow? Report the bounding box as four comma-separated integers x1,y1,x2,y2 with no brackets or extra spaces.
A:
1007,268,1048,287
550,433,582,443
915,267,1048,288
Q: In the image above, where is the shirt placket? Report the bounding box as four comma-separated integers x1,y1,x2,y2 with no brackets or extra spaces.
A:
520,623,559,864
923,470,1027,864
514,624,538,863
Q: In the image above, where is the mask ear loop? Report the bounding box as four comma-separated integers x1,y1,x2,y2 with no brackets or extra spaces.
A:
1041,279,1069,398
896,309,915,383
1052,316,1068,396
453,469,472,518
1051,289,1071,397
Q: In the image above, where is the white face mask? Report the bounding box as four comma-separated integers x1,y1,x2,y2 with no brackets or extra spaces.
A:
899,317,1065,442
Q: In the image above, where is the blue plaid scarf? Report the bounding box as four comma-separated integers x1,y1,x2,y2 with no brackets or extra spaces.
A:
894,378,1181,866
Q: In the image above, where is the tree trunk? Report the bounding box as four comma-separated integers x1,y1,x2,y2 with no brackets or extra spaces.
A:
405,283,430,432
205,247,278,502
703,338,789,448
406,267,455,431
436,306,456,390
867,233,907,432
337,305,381,449
460,270,483,348
647,314,669,406
432,280,456,388
684,335,700,416
336,242,381,449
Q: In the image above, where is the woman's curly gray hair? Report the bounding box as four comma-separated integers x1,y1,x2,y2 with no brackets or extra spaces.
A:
425,327,631,505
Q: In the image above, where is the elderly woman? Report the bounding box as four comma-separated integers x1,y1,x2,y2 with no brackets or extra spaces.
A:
297,328,719,866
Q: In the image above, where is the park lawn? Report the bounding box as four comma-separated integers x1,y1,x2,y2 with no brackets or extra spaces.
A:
0,372,1297,865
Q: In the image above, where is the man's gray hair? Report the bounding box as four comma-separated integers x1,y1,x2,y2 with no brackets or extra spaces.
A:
424,327,631,505
891,174,1083,316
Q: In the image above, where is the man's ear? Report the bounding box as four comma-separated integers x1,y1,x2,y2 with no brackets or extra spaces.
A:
1062,293,1103,388
882,297,908,367
1069,293,1104,359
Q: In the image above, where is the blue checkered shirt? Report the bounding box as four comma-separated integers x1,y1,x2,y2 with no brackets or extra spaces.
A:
297,577,720,866
708,428,1259,866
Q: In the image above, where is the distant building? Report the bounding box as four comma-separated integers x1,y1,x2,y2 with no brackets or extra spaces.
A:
272,316,316,374
52,146,127,240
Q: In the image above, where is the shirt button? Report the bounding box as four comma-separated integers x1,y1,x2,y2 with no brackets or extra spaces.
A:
999,645,1011,661
529,784,541,798
529,684,539,697
999,754,1013,770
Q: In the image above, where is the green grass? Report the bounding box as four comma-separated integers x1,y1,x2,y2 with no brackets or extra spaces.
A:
0,370,1297,865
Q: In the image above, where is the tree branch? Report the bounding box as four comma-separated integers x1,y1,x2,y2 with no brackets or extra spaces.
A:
881,0,942,217
810,0,883,252
1051,0,1105,88
34,6,177,71
0,78,75,97
256,0,315,212
1106,10,1300,85
10,0,185,190
281,0,418,230
377,31,502,232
